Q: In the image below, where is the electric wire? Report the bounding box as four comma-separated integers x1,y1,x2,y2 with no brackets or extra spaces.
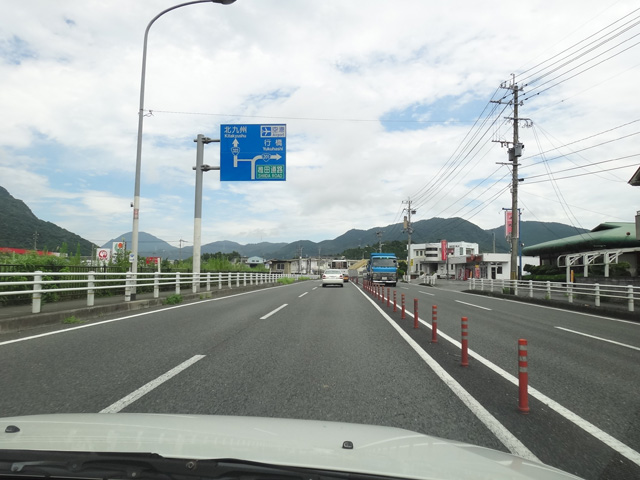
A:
529,123,637,183
522,37,640,102
531,124,592,240
518,12,640,86
522,153,640,180
514,6,640,80
521,130,640,169
520,119,640,163
409,87,502,203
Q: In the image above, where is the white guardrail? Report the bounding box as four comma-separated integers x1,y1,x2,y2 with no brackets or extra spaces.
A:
0,271,297,314
468,278,639,312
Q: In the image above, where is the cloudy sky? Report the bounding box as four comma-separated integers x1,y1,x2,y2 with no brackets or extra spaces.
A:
1,0,638,250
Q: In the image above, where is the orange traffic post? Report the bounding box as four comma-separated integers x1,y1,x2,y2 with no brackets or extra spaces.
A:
387,288,391,307
431,305,438,343
393,290,397,312
401,294,406,319
518,339,530,414
461,317,469,367
413,299,419,329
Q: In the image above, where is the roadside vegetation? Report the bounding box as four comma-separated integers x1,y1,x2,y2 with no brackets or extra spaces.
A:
0,248,271,306
163,294,183,305
523,262,631,281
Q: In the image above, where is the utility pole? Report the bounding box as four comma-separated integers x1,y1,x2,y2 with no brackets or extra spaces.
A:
402,198,416,281
492,75,530,282
510,83,521,281
376,231,383,253
179,238,187,262
192,134,220,293
32,231,39,250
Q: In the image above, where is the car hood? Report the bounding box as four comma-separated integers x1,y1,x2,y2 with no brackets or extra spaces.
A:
0,414,581,480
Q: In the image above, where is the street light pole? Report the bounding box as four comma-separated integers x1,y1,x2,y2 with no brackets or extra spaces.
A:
130,0,236,299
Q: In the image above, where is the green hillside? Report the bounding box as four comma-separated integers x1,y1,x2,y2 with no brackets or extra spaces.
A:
0,186,96,256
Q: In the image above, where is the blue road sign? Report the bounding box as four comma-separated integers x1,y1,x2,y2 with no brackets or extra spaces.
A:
220,124,286,181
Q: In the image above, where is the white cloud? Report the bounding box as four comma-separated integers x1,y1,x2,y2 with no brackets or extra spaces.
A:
1,0,638,249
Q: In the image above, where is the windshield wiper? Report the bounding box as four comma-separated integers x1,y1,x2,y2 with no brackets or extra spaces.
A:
0,451,175,480
0,452,400,480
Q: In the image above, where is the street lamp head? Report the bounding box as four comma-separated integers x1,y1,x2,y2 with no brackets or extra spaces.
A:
214,0,236,4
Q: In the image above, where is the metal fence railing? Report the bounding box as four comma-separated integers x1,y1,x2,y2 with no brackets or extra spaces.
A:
468,278,639,312
0,271,298,314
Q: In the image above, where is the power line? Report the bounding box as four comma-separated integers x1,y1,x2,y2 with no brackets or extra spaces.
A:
145,109,474,124
519,11,640,86
515,6,640,82
522,153,640,180
530,125,590,240
522,37,640,102
412,101,510,211
522,163,637,184
520,119,640,163
409,92,502,203
521,130,640,169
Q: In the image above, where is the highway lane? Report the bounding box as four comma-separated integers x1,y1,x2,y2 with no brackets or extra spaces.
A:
396,281,640,444
378,281,640,478
0,280,503,450
2,279,639,478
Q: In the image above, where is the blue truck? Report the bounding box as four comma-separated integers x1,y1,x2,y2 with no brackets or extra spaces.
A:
366,252,398,287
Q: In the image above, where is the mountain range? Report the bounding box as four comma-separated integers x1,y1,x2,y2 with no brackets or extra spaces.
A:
1,185,589,260
103,218,588,260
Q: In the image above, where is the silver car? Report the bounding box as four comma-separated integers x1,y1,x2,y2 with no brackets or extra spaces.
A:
322,269,344,287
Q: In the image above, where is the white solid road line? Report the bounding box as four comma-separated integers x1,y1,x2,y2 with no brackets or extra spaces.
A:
555,326,640,352
260,304,288,319
356,287,539,462
0,287,284,347
452,288,640,325
455,300,492,311
399,305,640,468
100,355,205,413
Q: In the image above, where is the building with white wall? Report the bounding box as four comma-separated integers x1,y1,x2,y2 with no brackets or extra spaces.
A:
409,242,539,280
409,242,479,278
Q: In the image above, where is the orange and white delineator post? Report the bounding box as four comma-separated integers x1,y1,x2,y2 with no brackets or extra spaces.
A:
518,339,530,413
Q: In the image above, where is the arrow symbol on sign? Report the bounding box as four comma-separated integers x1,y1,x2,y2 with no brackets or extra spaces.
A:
232,139,240,167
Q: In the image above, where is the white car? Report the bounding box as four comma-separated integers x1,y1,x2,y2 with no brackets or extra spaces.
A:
322,269,344,287
0,414,582,480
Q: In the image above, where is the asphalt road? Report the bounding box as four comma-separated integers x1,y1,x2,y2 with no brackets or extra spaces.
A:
1,279,639,479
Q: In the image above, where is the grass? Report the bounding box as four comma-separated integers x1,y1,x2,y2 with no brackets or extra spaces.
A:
277,277,296,285
62,315,83,324
163,294,183,305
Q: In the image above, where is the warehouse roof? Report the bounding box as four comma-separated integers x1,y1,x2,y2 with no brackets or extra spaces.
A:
522,222,640,256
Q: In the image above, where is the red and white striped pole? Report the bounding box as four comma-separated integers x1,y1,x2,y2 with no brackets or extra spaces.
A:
518,339,530,413
387,288,391,307
413,299,419,329
461,317,469,367
393,290,397,312
401,294,406,319
431,305,438,343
